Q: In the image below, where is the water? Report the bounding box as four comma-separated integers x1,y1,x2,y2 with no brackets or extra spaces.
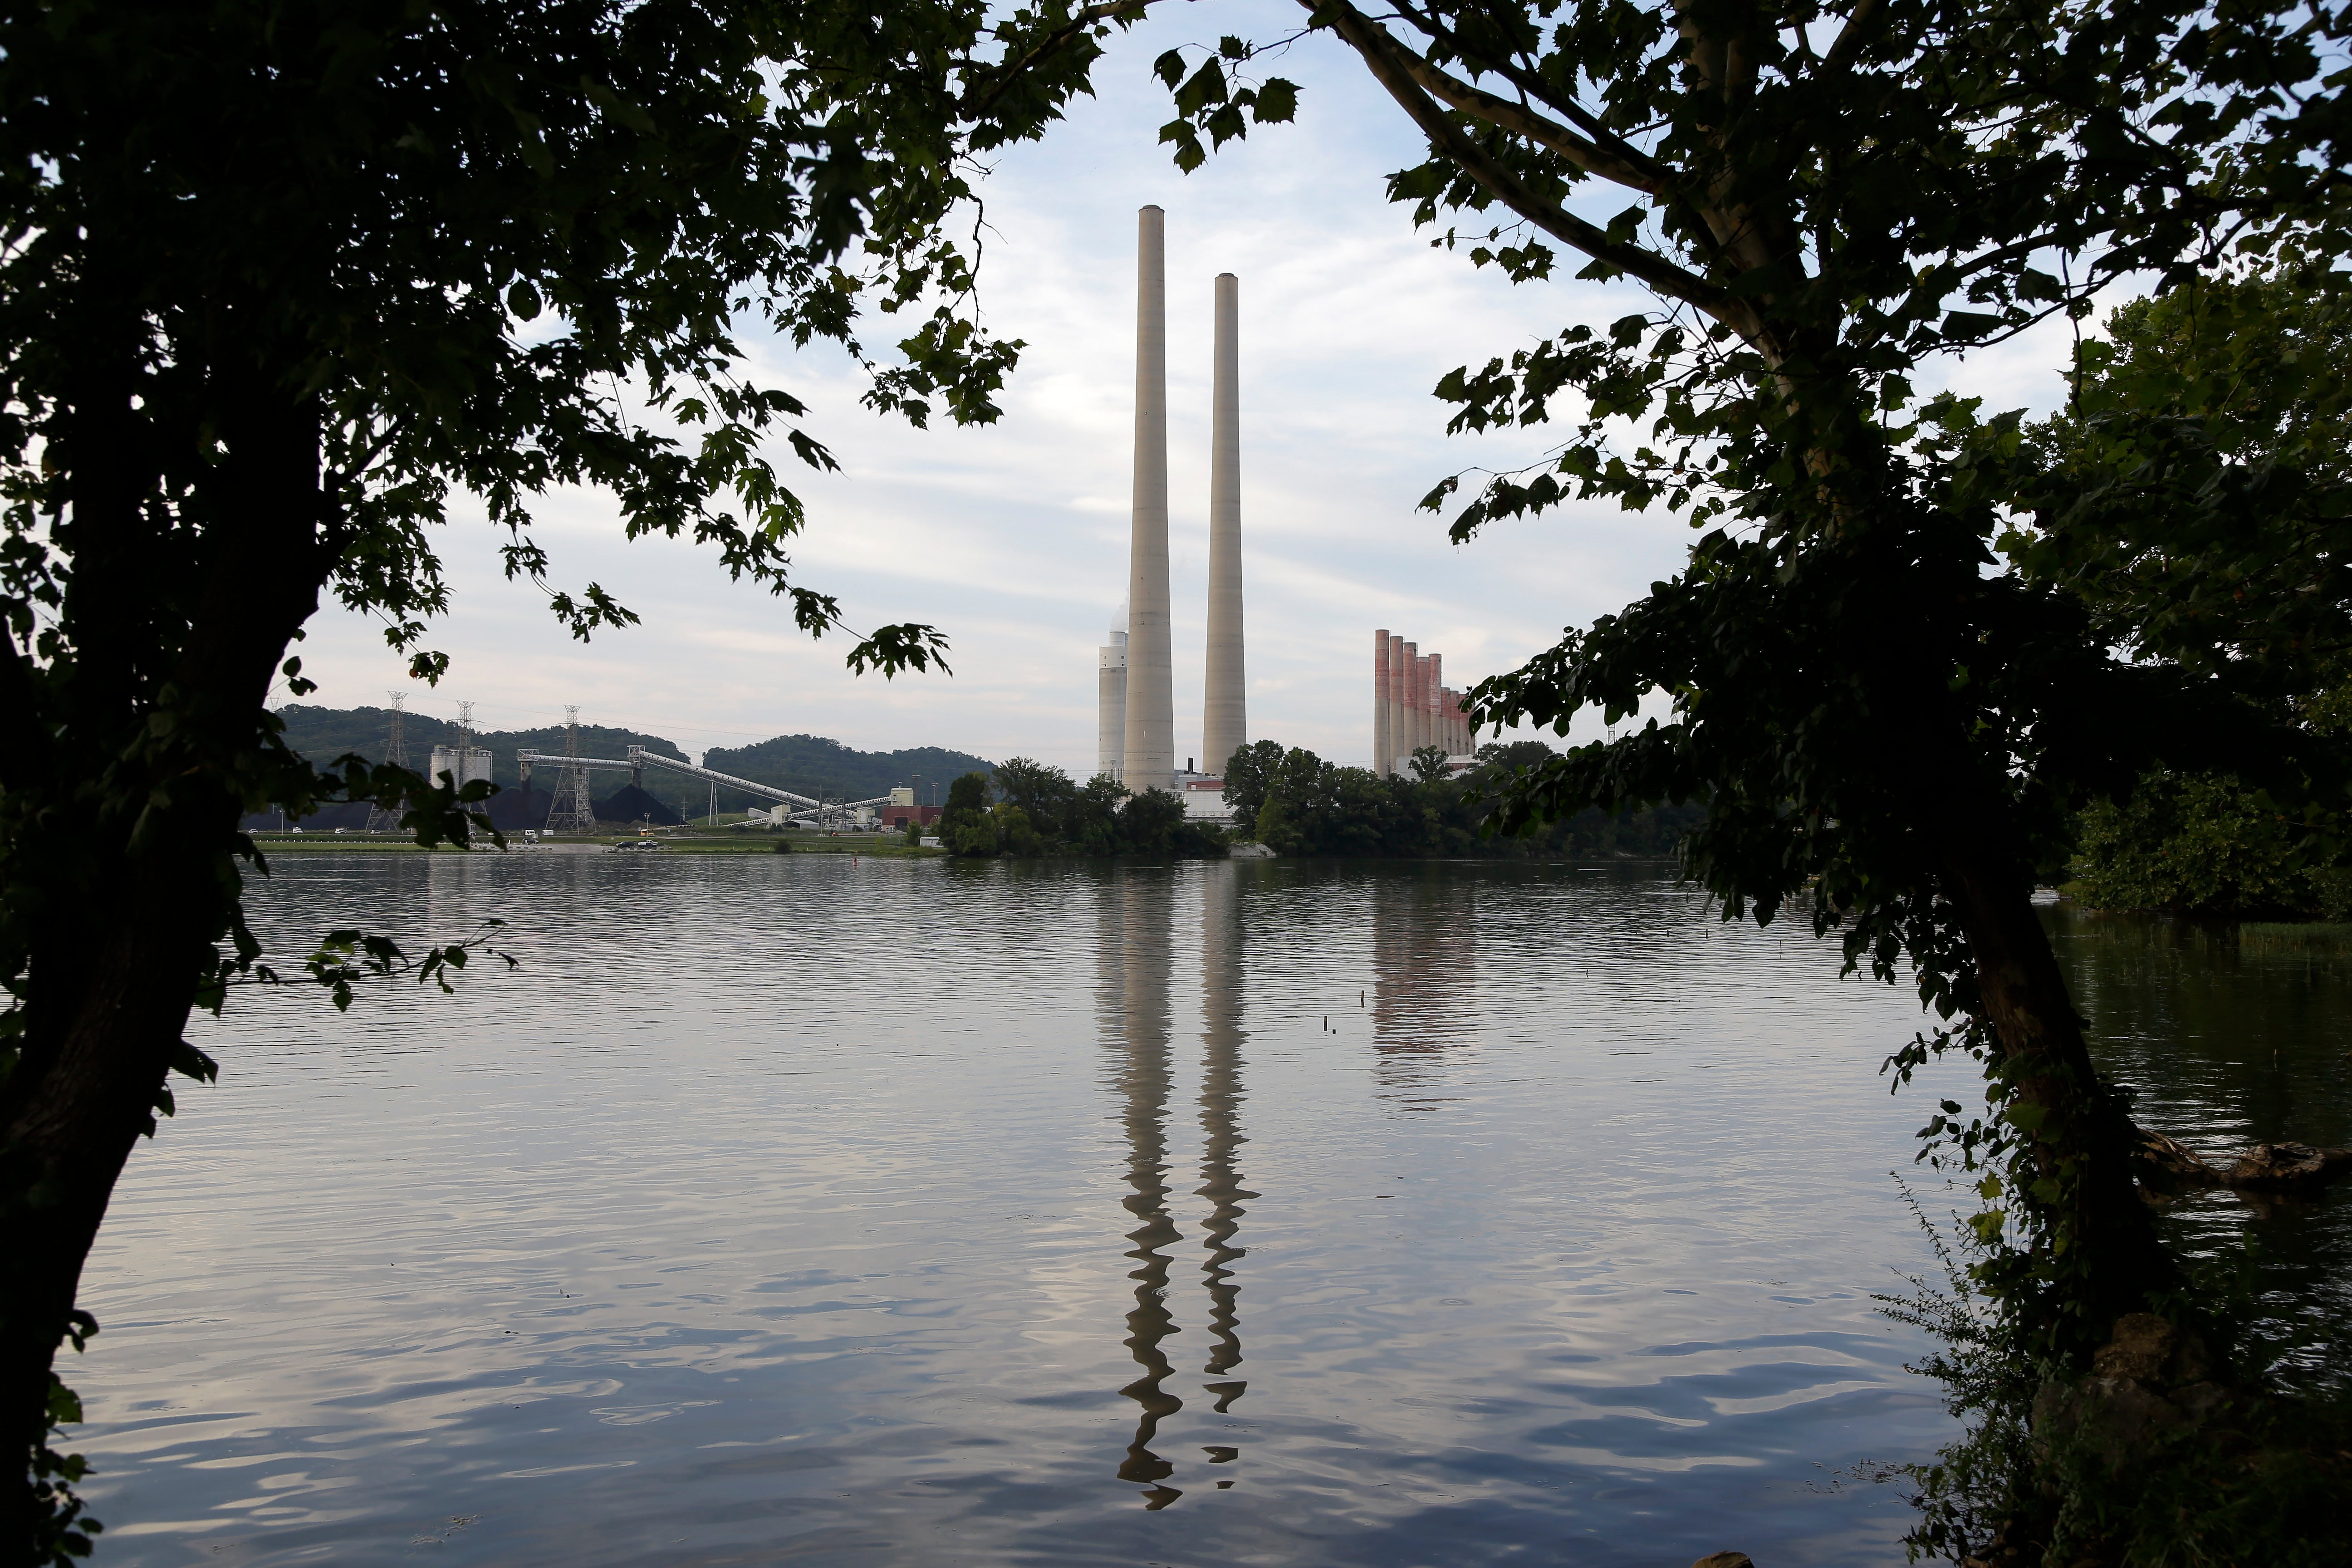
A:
65,858,2349,1565
2046,906,2352,1387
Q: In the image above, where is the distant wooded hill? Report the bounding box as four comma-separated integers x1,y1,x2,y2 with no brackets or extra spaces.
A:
270,706,993,818
702,735,995,805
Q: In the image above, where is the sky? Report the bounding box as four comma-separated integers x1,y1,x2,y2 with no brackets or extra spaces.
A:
283,1,2105,778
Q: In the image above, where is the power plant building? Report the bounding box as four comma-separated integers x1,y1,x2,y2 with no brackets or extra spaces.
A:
428,743,493,790
1373,628,1472,774
1098,603,1128,783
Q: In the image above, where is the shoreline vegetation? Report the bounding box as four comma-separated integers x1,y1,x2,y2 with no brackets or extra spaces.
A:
245,830,1694,862
246,832,948,856
926,742,1708,863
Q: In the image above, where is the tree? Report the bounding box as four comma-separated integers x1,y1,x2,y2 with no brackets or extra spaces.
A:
2006,269,2352,917
993,756,1080,837
1220,740,1285,836
0,1,1136,1556
1116,788,1189,854
1156,0,2348,1372
939,772,1000,856
2010,266,2352,701
2072,772,2352,917
990,802,1044,856
1068,772,1133,854
1475,739,1557,776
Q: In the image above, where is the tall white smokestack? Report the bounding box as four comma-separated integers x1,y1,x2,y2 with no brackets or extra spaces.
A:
1098,599,1129,782
1201,273,1246,779
1122,206,1175,794
1373,630,1392,778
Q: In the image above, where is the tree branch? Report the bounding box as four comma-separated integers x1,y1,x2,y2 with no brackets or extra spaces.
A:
1314,1,1761,345
960,0,1152,123
1373,33,1670,196
1820,0,1885,74
1384,1,1677,195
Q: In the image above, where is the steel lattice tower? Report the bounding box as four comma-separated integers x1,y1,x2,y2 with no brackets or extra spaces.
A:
544,706,597,833
364,692,410,833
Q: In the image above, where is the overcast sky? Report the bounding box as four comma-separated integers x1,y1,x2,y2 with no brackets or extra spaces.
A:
284,2,2100,777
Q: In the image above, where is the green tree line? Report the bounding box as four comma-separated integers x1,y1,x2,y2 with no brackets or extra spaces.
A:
1225,740,1702,858
921,749,1704,861
935,765,1224,857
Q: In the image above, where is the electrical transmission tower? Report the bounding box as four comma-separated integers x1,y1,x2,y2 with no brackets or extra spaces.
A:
544,705,597,833
364,692,409,833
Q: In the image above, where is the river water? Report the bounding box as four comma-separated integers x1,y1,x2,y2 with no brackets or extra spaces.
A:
68,857,2352,1566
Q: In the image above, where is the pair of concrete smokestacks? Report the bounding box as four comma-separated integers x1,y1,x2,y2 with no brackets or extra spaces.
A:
1098,206,1245,793
1372,632,1472,775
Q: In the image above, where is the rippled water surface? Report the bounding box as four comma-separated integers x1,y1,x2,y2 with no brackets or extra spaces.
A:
69,857,2348,1566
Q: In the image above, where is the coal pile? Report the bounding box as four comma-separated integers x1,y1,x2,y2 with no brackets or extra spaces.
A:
592,784,682,826
484,785,554,830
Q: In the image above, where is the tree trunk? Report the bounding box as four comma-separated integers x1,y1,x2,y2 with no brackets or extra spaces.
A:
1936,829,2179,1359
2,342,329,1559
0,899,215,1563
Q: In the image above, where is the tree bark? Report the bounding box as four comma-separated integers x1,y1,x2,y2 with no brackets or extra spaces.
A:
0,901,213,1562
2,324,329,1558
1936,827,2180,1355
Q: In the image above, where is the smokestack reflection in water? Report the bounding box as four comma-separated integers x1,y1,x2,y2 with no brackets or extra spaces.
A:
1097,865,1257,1508
1196,865,1253,1454
1103,868,1183,1508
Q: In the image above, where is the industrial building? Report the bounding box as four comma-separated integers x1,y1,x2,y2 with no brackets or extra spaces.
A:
1098,602,1127,782
426,743,494,792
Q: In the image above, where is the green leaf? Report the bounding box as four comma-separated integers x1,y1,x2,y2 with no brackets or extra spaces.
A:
1252,78,1299,124
1939,309,2007,340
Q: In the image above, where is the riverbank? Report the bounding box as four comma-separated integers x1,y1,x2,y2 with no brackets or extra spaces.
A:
245,833,1688,864
246,832,947,857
